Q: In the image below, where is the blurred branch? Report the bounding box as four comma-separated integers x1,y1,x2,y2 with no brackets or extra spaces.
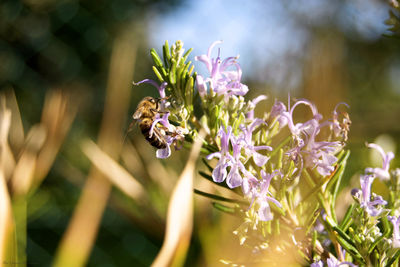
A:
54,31,136,267
81,139,145,201
54,156,165,240
33,90,77,186
152,130,204,267
0,109,16,266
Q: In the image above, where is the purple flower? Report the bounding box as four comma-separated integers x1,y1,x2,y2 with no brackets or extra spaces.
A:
276,97,342,176
365,143,394,181
206,125,267,189
206,126,233,183
151,112,172,158
388,215,400,248
245,170,282,221
281,97,322,137
352,174,387,216
269,100,288,128
195,41,249,99
302,119,342,176
134,79,167,99
311,261,324,267
238,118,272,166
326,255,357,267
312,251,357,267
246,95,267,120
225,135,255,188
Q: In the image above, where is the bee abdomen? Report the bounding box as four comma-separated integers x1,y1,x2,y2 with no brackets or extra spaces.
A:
139,124,167,149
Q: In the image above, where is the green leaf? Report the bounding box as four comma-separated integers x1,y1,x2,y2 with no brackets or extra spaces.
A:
305,206,322,234
182,47,193,63
212,202,237,214
150,49,163,68
335,234,365,264
169,59,177,85
194,189,247,204
386,249,400,266
339,203,355,231
201,158,214,173
325,216,357,248
152,66,165,83
184,76,194,107
277,148,283,170
163,40,171,67
269,136,291,158
326,150,350,199
176,64,184,93
368,216,391,254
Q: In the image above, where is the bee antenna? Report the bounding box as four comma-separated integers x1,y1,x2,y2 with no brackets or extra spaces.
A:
158,95,170,102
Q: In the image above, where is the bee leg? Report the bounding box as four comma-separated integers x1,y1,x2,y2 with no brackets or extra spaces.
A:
150,108,169,115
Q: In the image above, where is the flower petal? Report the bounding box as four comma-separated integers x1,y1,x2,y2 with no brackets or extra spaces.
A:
156,146,171,159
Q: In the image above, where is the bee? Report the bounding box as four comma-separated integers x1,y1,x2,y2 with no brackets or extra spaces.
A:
132,96,169,149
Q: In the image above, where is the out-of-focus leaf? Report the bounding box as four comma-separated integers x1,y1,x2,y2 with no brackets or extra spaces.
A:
54,32,136,267
194,189,247,205
81,139,145,201
0,105,15,181
12,125,46,196
34,90,77,186
0,110,16,265
152,131,204,267
386,249,400,266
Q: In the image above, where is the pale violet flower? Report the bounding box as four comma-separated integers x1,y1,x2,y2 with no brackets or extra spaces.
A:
365,143,394,181
388,215,400,248
206,126,233,184
238,118,272,167
281,97,322,137
312,252,357,267
311,261,324,267
207,125,266,189
195,41,249,99
275,97,342,176
326,254,357,267
269,100,288,128
225,134,259,188
245,170,282,221
134,79,168,99
246,95,267,120
351,174,387,217
302,119,342,176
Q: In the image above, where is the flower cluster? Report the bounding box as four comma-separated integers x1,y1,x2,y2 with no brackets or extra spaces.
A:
136,40,400,266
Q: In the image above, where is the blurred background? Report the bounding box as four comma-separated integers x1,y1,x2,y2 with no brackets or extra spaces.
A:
1,0,400,266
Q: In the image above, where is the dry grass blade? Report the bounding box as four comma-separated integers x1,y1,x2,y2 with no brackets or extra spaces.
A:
2,90,24,152
54,31,136,267
0,108,16,265
0,102,16,181
0,171,15,265
11,125,46,196
152,131,205,267
34,90,77,185
81,139,145,201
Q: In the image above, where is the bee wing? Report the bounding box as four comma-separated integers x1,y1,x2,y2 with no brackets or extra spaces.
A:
132,109,143,120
